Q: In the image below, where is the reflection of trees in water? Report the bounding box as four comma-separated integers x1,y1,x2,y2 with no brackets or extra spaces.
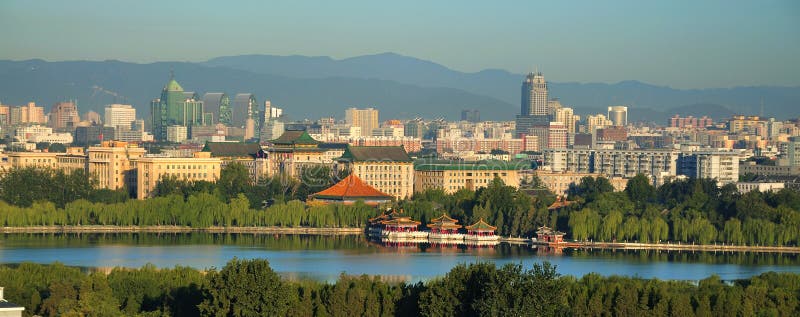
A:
565,248,800,266
0,232,371,251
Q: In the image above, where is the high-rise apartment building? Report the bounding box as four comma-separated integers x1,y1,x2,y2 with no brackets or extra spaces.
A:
345,107,379,137
547,122,568,149
48,101,80,131
461,109,480,122
586,114,613,133
521,72,548,116
104,104,136,129
607,106,628,126
10,102,46,125
678,151,740,185
552,107,576,135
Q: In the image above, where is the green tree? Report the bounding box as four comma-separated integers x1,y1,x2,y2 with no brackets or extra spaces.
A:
199,258,296,316
217,163,253,202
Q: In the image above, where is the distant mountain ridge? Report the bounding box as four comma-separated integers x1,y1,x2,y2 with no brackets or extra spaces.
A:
0,59,516,121
207,53,800,121
0,53,798,124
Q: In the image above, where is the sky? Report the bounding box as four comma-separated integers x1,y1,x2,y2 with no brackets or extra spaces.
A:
1,0,798,89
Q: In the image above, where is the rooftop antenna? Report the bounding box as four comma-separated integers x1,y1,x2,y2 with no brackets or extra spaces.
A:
170,68,174,80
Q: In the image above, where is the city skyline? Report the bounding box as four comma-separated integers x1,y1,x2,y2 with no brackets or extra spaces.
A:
1,0,798,89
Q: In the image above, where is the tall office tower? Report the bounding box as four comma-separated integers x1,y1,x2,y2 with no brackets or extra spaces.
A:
104,104,136,129
461,109,480,122
232,93,258,128
521,72,548,116
607,106,628,126
203,93,230,125
150,74,207,142
49,101,80,131
345,107,379,137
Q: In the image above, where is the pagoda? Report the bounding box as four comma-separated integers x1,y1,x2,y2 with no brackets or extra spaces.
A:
310,174,393,205
464,218,500,245
367,209,426,241
427,213,464,241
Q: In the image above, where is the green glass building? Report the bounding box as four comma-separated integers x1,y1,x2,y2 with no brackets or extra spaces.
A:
150,75,209,142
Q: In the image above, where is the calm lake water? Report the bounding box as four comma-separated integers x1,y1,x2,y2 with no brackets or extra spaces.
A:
1,233,799,282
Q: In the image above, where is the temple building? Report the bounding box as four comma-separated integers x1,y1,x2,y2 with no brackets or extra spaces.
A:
309,174,393,205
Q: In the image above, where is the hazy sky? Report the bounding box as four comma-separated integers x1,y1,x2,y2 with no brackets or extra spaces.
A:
1,0,798,88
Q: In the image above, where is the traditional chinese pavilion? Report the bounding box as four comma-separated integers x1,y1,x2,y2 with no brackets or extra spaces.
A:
464,218,498,238
428,214,464,240
310,174,393,205
427,213,462,235
535,226,566,244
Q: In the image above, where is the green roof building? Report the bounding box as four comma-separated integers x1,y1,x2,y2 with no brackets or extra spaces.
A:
150,74,210,142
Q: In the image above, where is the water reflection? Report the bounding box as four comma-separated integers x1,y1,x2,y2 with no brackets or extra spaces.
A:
2,232,799,281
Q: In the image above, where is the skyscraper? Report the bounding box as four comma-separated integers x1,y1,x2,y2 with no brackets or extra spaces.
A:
521,72,548,116
49,101,80,131
203,93,231,125
150,74,208,142
232,93,257,128
345,107,379,137
607,106,628,126
516,72,550,137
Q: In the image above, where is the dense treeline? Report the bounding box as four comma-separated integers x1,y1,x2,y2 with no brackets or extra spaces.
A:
2,163,800,246
564,174,800,246
1,259,799,316
0,195,377,228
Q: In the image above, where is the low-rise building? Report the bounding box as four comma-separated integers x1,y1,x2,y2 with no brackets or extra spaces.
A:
736,182,785,193
533,170,627,196
203,142,268,183
414,160,522,194
134,152,221,199
87,141,147,191
338,146,414,199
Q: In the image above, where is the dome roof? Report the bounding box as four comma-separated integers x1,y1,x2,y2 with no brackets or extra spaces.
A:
164,78,183,92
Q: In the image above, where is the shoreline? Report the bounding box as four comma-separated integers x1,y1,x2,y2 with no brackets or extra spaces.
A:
533,241,800,254
0,225,364,235
2,227,799,253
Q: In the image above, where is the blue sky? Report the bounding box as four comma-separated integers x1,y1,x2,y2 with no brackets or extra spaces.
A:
1,0,798,88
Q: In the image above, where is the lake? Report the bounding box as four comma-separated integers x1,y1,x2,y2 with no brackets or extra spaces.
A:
1,233,799,282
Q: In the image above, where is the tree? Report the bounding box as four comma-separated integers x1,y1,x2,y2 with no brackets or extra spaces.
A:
217,163,252,202
199,258,296,316
625,174,656,206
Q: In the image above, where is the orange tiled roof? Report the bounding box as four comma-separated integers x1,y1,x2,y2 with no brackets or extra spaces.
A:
312,174,393,200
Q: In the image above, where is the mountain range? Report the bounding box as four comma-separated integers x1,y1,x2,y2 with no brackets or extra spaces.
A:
0,53,798,123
